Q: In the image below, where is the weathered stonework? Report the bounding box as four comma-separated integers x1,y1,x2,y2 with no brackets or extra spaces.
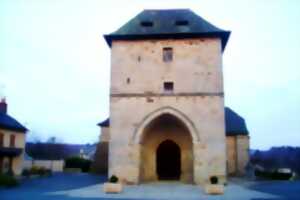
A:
98,9,250,186
226,135,250,176
108,38,226,185
236,135,250,175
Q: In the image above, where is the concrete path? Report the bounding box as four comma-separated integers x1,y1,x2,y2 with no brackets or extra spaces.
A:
1,173,299,200
49,181,278,200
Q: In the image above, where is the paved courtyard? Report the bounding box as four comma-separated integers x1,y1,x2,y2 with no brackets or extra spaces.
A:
0,173,299,200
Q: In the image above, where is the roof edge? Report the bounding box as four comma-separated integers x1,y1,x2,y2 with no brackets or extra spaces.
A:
104,31,231,51
0,125,28,133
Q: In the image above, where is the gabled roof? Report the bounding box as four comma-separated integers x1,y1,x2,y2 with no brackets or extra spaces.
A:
0,113,27,133
104,9,230,51
225,107,249,136
98,107,249,136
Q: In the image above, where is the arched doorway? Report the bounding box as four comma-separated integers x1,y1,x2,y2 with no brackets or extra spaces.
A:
139,113,193,183
156,140,181,180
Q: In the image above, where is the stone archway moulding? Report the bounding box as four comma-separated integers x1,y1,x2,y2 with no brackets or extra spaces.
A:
132,106,200,144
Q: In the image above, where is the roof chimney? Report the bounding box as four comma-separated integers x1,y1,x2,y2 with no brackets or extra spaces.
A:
0,98,7,114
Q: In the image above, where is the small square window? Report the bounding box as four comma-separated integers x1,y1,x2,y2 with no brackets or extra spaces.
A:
163,47,173,62
164,82,174,92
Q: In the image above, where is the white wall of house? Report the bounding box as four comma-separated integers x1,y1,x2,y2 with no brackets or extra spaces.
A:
23,160,64,172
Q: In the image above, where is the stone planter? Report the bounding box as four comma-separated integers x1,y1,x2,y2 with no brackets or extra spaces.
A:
103,182,123,193
204,184,224,195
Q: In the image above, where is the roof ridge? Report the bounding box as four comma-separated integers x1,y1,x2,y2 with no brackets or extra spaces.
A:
104,9,230,51
143,8,191,12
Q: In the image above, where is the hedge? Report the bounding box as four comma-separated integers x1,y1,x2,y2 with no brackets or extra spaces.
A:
65,157,91,172
255,169,293,180
0,174,19,187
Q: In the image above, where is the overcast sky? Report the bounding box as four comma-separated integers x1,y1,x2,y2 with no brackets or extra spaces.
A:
0,0,299,149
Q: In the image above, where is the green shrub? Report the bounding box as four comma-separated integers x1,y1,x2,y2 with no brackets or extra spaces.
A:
65,157,91,172
0,174,19,187
210,176,218,184
109,175,118,183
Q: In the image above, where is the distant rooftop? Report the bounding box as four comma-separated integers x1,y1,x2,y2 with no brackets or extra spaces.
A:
104,9,230,51
225,107,249,136
0,113,27,132
0,99,27,133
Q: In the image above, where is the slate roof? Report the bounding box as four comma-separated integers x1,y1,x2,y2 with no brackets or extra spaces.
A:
104,9,230,51
0,113,27,133
98,107,249,136
97,118,110,127
225,107,249,136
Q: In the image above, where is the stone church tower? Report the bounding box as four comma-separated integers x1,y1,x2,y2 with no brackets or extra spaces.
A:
100,9,248,185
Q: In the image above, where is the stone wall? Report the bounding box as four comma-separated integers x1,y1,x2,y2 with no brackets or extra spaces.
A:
92,127,109,174
110,38,223,94
226,135,250,176
226,136,237,175
109,38,226,185
92,142,109,174
100,127,110,142
236,135,250,175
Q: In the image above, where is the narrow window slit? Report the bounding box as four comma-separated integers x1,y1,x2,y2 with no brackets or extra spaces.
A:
163,47,173,62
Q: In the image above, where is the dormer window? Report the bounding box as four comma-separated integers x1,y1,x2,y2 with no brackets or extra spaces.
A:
140,21,153,27
175,20,189,26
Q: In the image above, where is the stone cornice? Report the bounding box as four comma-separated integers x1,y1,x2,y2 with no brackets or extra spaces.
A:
110,92,224,98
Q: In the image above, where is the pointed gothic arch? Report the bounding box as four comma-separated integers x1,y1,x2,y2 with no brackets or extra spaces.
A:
132,106,199,144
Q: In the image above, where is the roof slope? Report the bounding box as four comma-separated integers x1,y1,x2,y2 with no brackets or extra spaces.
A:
97,118,110,127
98,107,248,136
225,107,249,136
0,113,27,132
104,9,230,50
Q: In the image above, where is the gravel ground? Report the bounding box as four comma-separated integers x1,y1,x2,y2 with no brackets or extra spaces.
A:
0,173,299,200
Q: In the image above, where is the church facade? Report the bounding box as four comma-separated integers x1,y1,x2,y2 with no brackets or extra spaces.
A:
98,9,249,185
